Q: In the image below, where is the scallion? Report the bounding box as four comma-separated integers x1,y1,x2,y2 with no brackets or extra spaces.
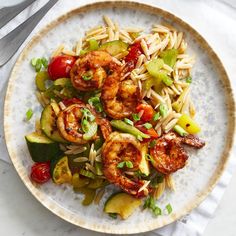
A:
162,75,173,86
132,113,140,121
149,140,157,148
186,76,192,83
159,104,168,117
165,203,173,214
143,123,152,129
173,125,188,136
153,112,160,121
125,161,133,168
124,118,134,126
117,161,125,168
81,119,90,133
25,108,33,121
82,75,93,81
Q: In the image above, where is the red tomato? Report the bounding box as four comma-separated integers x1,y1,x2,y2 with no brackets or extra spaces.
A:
30,162,51,184
136,104,154,122
48,55,76,80
125,42,143,71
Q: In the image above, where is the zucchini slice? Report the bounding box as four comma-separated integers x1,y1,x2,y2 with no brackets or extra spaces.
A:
104,192,142,219
99,40,129,56
51,156,72,184
25,132,61,162
40,104,67,143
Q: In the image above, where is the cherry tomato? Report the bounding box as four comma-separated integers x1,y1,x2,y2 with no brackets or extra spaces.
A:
136,104,155,122
125,42,143,71
48,55,76,80
30,162,51,184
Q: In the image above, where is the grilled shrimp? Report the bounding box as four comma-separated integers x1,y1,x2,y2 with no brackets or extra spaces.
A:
101,69,141,119
102,132,148,198
70,51,114,91
150,132,205,175
57,102,112,143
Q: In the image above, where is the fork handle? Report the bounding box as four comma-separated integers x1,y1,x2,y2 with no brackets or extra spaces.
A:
0,0,36,29
0,0,58,67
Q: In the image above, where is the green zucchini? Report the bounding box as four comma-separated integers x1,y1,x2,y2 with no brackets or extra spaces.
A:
104,192,142,219
40,104,67,143
99,40,129,56
25,132,61,162
50,156,72,184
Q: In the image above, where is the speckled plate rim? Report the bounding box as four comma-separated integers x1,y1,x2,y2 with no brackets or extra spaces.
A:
4,1,235,234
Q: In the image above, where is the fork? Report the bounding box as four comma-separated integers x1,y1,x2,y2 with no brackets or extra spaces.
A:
0,0,58,67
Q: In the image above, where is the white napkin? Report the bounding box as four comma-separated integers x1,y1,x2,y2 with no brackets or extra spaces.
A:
0,1,235,236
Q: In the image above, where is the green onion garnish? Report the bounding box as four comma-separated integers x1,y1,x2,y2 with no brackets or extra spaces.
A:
81,108,95,121
137,134,143,141
143,123,152,129
117,161,134,169
132,113,140,121
165,203,173,214
35,58,42,72
82,75,93,81
159,104,168,117
153,112,160,121
31,58,37,67
153,206,162,216
186,76,192,83
173,125,188,136
80,49,88,55
88,96,103,112
81,119,90,133
41,57,48,68
79,169,95,179
117,161,125,168
25,108,33,121
124,118,134,126
125,161,133,168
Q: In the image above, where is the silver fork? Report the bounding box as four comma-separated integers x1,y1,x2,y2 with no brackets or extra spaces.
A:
0,0,58,67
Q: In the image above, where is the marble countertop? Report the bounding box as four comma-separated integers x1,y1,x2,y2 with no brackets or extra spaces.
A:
0,0,236,235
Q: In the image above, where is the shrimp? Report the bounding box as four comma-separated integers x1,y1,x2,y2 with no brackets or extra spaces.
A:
150,132,205,175
102,132,148,198
70,51,114,91
57,102,112,143
101,68,141,119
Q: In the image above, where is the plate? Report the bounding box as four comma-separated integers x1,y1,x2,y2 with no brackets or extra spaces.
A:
4,1,235,234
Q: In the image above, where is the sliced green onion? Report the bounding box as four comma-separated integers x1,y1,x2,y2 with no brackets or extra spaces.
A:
79,169,95,179
117,161,125,168
25,108,33,121
159,104,168,117
186,76,192,83
153,112,160,121
125,161,133,168
81,108,95,121
31,58,37,67
143,123,152,129
88,96,103,112
41,57,48,68
149,140,157,148
165,203,172,214
132,113,140,121
82,75,93,81
35,58,42,72
89,39,99,51
137,135,143,141
81,119,90,133
173,125,188,136
124,118,134,126
95,162,103,176
153,206,162,216
83,122,98,141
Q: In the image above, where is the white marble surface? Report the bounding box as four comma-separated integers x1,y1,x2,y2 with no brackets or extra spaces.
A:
0,0,236,235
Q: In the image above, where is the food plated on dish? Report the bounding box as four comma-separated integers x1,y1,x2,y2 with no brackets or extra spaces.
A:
25,15,205,219
4,1,234,233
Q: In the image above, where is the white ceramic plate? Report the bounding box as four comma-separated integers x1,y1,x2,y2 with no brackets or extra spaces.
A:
4,1,235,234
